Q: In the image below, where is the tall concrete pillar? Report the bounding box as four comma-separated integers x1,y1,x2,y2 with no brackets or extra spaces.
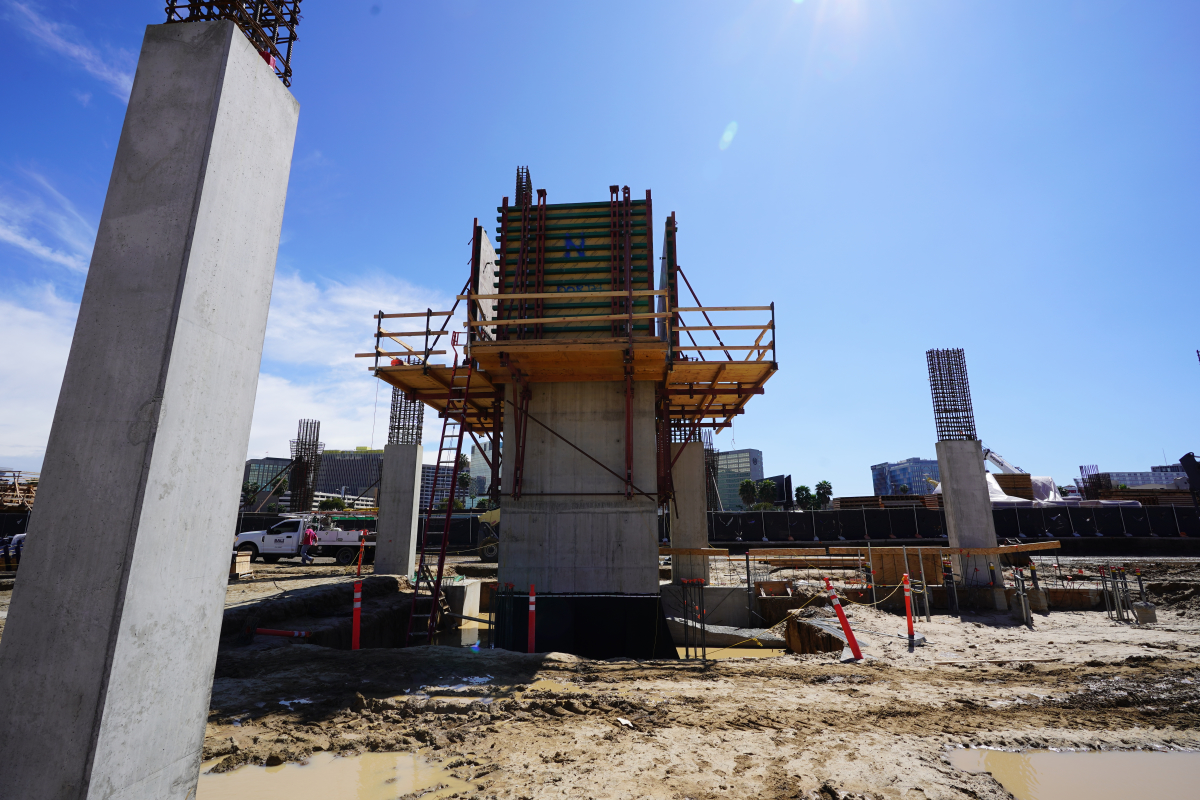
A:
375,443,423,576
0,21,297,800
670,442,709,583
498,381,659,593
936,439,1003,597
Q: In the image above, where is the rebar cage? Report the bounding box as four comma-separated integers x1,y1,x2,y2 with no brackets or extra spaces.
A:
926,348,977,441
388,386,424,446
165,1,302,86
288,418,323,512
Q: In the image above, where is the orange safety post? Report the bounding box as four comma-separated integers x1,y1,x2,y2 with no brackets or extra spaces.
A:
352,580,362,650
356,531,366,577
527,584,536,653
902,573,915,643
822,576,863,660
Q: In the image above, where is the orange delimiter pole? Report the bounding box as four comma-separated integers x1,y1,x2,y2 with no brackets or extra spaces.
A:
527,584,536,653
902,573,915,642
823,576,863,660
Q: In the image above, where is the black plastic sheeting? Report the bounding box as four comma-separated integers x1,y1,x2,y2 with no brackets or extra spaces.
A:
0,512,29,540
706,505,1200,541
417,515,480,551
492,593,677,660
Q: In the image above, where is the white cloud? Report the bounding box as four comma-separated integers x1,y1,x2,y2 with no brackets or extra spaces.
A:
0,171,95,273
247,272,465,459
9,2,134,101
0,266,466,472
0,284,78,470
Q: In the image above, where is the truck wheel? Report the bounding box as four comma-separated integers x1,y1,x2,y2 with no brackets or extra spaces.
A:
480,536,499,563
335,547,357,566
262,554,281,564
238,543,259,563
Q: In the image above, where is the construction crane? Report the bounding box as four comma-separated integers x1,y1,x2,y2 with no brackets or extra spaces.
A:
980,444,1026,475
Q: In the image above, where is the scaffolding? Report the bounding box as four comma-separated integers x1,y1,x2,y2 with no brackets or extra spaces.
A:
926,348,977,441
358,176,777,517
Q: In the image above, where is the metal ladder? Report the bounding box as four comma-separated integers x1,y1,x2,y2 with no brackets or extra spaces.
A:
405,332,475,646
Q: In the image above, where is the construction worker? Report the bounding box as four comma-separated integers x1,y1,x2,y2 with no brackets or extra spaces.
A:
300,527,317,565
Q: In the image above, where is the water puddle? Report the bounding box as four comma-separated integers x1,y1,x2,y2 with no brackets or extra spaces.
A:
948,748,1200,799
197,751,473,800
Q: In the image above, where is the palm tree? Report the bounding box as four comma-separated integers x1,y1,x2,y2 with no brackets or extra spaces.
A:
756,479,777,506
738,479,758,509
815,480,833,509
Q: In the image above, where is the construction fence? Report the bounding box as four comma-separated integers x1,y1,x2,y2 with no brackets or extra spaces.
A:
708,505,1200,542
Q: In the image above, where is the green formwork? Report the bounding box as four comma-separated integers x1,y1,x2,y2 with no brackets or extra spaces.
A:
488,195,656,339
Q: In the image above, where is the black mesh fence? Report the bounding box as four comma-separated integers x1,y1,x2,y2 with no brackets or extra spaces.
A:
704,505,1195,542
762,511,790,541
711,513,740,541
915,509,947,539
1176,506,1200,536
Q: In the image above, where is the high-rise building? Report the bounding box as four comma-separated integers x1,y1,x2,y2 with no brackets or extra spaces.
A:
716,449,764,510
470,441,494,501
420,463,457,510
871,458,940,496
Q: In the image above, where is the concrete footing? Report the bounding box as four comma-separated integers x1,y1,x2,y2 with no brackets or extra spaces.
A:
0,21,297,800
375,443,422,576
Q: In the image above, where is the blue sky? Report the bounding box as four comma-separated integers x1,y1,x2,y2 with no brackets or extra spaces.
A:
2,0,1198,495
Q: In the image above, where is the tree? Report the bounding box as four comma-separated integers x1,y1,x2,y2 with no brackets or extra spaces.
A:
756,479,777,506
795,485,816,510
435,497,466,511
815,480,833,509
318,497,346,511
241,481,261,507
457,454,471,496
738,479,758,509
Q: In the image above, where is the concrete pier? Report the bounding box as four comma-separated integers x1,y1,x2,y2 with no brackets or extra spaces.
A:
669,442,709,583
498,381,659,594
375,443,423,576
936,439,1002,598
0,21,297,800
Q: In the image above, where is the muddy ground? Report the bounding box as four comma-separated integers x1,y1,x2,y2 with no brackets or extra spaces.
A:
198,558,1200,799
2,557,1198,797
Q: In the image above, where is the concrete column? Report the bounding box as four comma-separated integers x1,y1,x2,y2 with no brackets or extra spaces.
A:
670,442,709,583
375,443,422,576
498,381,659,594
936,440,1003,601
0,21,297,800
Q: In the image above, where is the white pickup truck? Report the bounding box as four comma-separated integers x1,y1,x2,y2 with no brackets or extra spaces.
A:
234,516,375,566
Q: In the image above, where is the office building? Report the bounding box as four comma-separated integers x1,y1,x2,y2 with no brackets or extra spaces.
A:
420,463,457,510
871,458,940,496
470,441,494,500
316,448,383,502
766,474,793,508
716,449,764,510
